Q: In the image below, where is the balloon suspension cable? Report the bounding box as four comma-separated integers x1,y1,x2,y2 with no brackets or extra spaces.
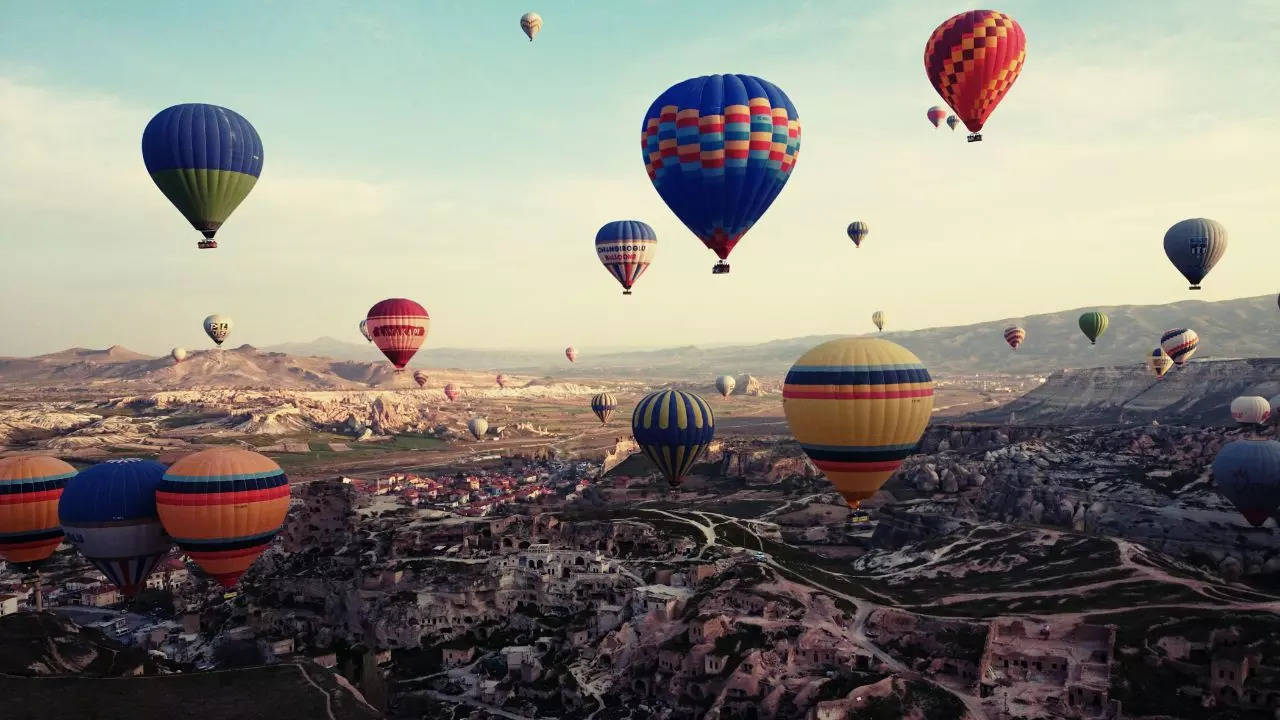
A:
967,133,983,143
712,261,730,275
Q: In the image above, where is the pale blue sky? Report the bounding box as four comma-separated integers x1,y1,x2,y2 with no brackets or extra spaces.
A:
2,1,1278,356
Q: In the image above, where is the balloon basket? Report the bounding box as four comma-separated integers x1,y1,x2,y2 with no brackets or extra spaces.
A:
622,290,632,295
712,261,730,274
197,240,218,249
967,133,983,143
1189,285,1201,290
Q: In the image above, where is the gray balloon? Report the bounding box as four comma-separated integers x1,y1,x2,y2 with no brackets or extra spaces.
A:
1163,218,1227,290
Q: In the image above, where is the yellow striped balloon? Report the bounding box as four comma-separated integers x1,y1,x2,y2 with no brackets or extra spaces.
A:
631,389,716,487
783,338,934,508
0,456,76,570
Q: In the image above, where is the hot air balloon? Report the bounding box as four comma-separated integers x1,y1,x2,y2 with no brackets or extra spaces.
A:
565,346,577,363
496,374,510,389
591,393,617,424
1078,312,1108,345
413,371,429,388
847,221,869,248
715,375,736,398
155,448,288,588
1003,326,1026,350
171,347,187,364
872,311,886,332
1148,348,1173,380
142,104,263,249
631,390,716,487
924,10,1026,142
783,338,934,509
468,418,489,440
1160,329,1199,367
596,220,657,295
203,315,232,346
642,74,801,274
1163,218,1227,290
520,11,542,41
1211,440,1280,526
443,383,460,402
0,456,75,571
359,319,372,343
946,115,959,130
1231,396,1270,426
366,298,430,370
926,106,946,127
58,459,171,596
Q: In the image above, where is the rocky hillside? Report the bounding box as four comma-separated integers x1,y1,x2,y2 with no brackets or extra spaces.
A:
963,357,1280,425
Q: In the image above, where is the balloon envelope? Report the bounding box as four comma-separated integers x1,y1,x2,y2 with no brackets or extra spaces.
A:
1078,312,1108,345
596,220,657,295
1003,326,1026,350
142,104,263,246
1163,218,1227,290
203,315,232,346
413,371,429,388
1231,396,1270,425
468,418,489,440
1160,329,1199,367
565,346,577,363
171,347,187,363
946,115,959,130
632,390,716,487
520,11,542,41
359,319,372,343
926,106,946,127
924,11,1026,135
591,393,617,424
0,456,75,570
443,383,460,402
58,459,171,596
366,298,430,370
783,338,934,509
156,448,289,588
641,74,801,273
1148,349,1173,380
715,375,736,398
847,221,869,247
872,311,886,332
496,374,509,389
1212,439,1280,526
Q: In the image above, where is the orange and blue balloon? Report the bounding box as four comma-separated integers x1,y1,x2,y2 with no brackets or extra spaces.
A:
632,390,716,486
142,104,263,249
156,448,289,588
642,74,801,274
59,459,172,596
596,220,657,295
591,393,617,424
0,456,75,571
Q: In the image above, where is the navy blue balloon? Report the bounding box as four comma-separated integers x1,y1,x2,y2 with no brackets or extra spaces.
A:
1211,440,1280,527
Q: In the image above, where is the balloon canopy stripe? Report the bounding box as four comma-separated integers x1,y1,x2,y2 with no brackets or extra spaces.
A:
0,480,67,497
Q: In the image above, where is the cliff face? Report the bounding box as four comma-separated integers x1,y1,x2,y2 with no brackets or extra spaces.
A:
964,358,1280,426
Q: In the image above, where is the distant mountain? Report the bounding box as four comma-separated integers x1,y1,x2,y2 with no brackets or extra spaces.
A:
264,336,562,370
964,357,1280,426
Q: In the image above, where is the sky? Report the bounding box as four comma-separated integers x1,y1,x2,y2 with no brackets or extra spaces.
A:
2,0,1279,357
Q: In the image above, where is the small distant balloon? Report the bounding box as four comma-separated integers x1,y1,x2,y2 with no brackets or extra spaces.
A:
631,389,716,487
946,115,959,131
591,393,617,424
872,311,886,332
596,220,657,296
716,375,736,398
1160,329,1199,367
171,347,187,363
366,298,430,370
847,221,869,248
444,383,460,402
359,319,372,343
203,315,232,346
520,12,542,41
468,417,489,440
1163,218,1227,290
926,106,946,127
565,346,577,363
1231,396,1270,426
413,370,428,388
1078,312,1108,345
496,374,510,389
1003,326,1026,350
